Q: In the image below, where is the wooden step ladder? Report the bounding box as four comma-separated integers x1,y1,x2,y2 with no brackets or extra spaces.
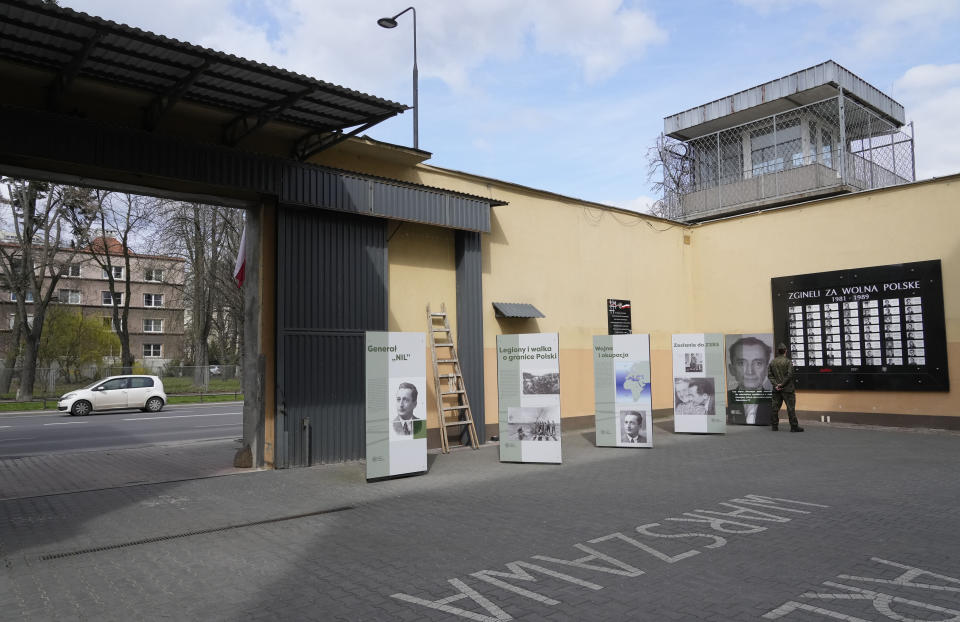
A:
428,303,480,453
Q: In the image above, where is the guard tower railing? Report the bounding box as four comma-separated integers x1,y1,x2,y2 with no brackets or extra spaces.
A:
660,95,915,222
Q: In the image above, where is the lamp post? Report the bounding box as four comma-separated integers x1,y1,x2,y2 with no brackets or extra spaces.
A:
377,6,418,150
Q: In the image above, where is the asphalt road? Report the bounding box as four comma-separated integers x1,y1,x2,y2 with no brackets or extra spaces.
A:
0,402,242,457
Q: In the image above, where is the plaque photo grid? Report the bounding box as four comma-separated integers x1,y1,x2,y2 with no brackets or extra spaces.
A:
772,260,948,391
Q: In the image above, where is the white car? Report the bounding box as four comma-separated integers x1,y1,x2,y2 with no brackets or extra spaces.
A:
58,375,167,416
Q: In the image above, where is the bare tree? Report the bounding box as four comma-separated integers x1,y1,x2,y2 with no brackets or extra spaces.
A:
160,202,231,385
210,209,244,379
0,311,24,395
646,133,692,221
0,179,92,399
72,192,159,374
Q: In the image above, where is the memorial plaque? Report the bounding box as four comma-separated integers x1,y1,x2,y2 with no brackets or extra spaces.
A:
771,260,948,391
607,299,632,335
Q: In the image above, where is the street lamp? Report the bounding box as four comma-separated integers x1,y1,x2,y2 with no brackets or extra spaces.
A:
377,6,418,150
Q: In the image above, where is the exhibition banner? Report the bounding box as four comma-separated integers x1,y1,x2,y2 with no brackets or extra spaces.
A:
594,334,653,447
771,260,948,391
497,333,562,463
365,331,427,479
724,333,774,426
671,333,726,434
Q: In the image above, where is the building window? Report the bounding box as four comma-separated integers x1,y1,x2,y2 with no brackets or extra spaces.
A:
750,118,802,176
821,128,834,168
102,266,124,279
102,316,124,332
144,293,164,307
690,137,742,189
143,318,163,333
143,343,162,358
8,314,33,329
62,264,81,278
144,269,164,282
59,289,81,304
101,291,123,306
10,291,35,302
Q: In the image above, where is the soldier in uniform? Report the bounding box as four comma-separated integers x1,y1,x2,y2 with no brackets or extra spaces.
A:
767,343,803,432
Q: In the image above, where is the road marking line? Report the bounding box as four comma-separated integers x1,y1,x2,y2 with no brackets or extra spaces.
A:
0,436,38,442
0,425,11,429
44,421,89,425
123,413,239,421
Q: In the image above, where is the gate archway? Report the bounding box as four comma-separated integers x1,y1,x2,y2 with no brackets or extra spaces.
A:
0,1,498,468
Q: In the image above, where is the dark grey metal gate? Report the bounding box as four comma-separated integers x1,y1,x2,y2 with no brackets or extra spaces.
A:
275,207,387,467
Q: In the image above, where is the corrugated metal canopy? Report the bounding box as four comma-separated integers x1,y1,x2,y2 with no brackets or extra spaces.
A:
493,302,545,318
664,60,906,141
0,0,407,152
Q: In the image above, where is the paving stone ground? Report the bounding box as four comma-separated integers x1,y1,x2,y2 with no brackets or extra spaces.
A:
1,421,959,621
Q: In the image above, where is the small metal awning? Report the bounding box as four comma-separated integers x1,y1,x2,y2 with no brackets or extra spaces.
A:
493,302,545,319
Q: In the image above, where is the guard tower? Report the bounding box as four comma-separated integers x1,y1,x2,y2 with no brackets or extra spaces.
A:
660,61,915,222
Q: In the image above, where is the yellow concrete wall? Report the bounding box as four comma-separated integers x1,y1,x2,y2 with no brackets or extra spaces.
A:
387,221,458,429
691,176,960,417
382,181,692,429
314,145,698,427
317,141,960,424
473,188,692,424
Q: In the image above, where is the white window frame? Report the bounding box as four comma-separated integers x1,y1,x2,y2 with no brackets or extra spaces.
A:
101,291,123,306
62,263,81,278
143,318,164,333
749,117,803,177
6,313,30,329
143,343,162,358
59,289,82,304
143,293,164,308
144,268,164,283
10,291,35,303
102,266,124,280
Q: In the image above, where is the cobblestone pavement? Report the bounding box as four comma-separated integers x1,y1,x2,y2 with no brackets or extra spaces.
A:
0,438,247,500
1,422,959,621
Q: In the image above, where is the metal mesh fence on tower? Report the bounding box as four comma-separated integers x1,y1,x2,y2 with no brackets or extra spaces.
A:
659,96,914,222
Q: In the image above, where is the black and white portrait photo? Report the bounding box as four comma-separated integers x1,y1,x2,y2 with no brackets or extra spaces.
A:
618,409,646,444
684,353,703,373
674,377,715,416
390,379,426,440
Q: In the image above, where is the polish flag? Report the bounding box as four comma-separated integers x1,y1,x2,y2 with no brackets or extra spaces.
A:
233,224,246,288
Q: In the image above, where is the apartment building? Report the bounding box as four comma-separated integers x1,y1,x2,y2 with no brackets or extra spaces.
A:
0,237,186,369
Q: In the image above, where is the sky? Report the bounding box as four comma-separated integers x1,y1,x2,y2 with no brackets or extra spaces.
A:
62,0,960,213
